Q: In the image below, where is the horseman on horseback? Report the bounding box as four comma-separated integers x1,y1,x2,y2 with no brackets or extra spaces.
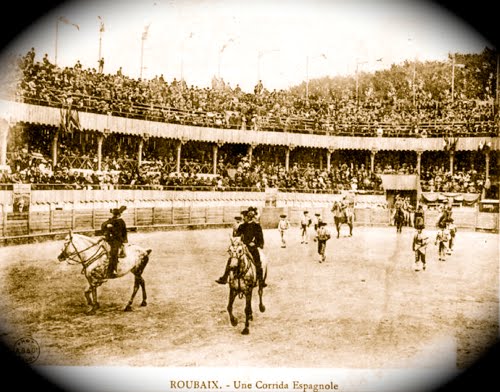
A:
216,209,267,288
332,194,354,238
101,206,128,278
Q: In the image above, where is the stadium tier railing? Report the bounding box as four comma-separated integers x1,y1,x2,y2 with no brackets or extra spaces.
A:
14,93,498,138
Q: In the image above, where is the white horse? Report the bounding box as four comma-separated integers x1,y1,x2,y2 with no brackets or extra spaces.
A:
57,231,152,314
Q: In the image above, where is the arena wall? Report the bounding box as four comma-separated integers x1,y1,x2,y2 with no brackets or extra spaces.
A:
0,190,497,244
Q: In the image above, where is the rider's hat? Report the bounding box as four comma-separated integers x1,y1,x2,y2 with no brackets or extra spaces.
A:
319,221,327,226
314,213,320,216
111,205,127,216
280,214,287,218
303,210,309,213
234,216,242,220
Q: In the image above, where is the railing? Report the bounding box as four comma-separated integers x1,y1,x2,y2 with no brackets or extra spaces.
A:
13,93,499,138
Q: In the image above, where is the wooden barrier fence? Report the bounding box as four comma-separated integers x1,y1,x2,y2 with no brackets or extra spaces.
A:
1,203,497,244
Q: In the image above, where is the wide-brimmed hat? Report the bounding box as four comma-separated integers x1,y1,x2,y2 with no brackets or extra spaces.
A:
110,205,127,215
280,214,287,218
234,216,242,220
319,221,327,226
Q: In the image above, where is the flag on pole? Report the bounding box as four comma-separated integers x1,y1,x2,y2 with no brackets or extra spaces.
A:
58,16,79,30
220,38,234,53
142,24,150,40
60,106,81,133
98,16,105,32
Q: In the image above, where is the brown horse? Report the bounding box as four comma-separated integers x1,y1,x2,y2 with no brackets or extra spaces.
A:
57,231,152,314
226,236,267,335
331,201,354,238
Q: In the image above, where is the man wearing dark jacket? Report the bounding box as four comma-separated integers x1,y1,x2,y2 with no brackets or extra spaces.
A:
101,206,128,278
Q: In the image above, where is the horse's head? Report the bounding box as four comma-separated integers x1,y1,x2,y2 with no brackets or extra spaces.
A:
57,231,96,264
57,231,75,262
227,237,246,271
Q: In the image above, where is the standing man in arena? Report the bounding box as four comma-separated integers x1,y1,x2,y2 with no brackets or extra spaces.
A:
412,226,429,271
315,221,331,263
101,206,128,278
300,210,312,244
278,213,290,248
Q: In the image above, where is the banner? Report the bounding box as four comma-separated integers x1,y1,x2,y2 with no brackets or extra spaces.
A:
11,183,31,216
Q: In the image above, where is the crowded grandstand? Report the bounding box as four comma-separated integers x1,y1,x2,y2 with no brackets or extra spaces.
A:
0,47,498,202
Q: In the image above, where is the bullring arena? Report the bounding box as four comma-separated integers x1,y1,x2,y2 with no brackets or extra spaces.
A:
0,40,499,392
0,206,498,379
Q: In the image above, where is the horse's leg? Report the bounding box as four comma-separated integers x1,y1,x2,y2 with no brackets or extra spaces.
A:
87,286,99,315
242,290,253,335
125,274,141,312
139,277,147,307
84,286,93,306
227,288,238,327
258,285,266,313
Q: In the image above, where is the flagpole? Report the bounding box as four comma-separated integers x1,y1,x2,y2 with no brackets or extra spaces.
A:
451,54,455,103
140,33,145,79
306,56,309,100
98,26,103,64
55,19,59,66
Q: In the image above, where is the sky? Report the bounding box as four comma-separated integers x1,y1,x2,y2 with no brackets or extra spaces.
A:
1,0,494,93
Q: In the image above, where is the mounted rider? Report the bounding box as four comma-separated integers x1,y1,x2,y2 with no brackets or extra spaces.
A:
101,206,128,278
216,209,267,288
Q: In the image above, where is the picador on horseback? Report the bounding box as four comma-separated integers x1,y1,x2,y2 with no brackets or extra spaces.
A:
101,206,128,278
216,209,267,288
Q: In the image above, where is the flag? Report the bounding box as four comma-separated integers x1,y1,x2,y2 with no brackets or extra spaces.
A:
220,38,234,53
98,16,105,32
58,16,79,30
443,136,458,152
60,106,81,133
142,24,150,40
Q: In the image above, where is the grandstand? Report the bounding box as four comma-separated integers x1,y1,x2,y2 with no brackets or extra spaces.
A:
0,48,498,240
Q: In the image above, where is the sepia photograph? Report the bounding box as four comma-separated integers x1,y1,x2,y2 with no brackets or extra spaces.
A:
0,1,498,391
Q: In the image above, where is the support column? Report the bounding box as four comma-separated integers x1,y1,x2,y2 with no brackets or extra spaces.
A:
247,143,257,166
0,119,8,167
327,147,335,172
319,153,323,171
97,134,104,171
137,138,144,167
449,151,454,175
370,148,377,173
176,138,187,174
485,150,490,180
52,130,59,168
416,149,423,176
285,145,295,172
176,141,182,173
212,144,218,175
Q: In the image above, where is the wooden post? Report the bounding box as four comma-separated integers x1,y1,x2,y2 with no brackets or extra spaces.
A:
1,204,6,237
49,205,54,233
71,204,76,230
91,203,96,230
